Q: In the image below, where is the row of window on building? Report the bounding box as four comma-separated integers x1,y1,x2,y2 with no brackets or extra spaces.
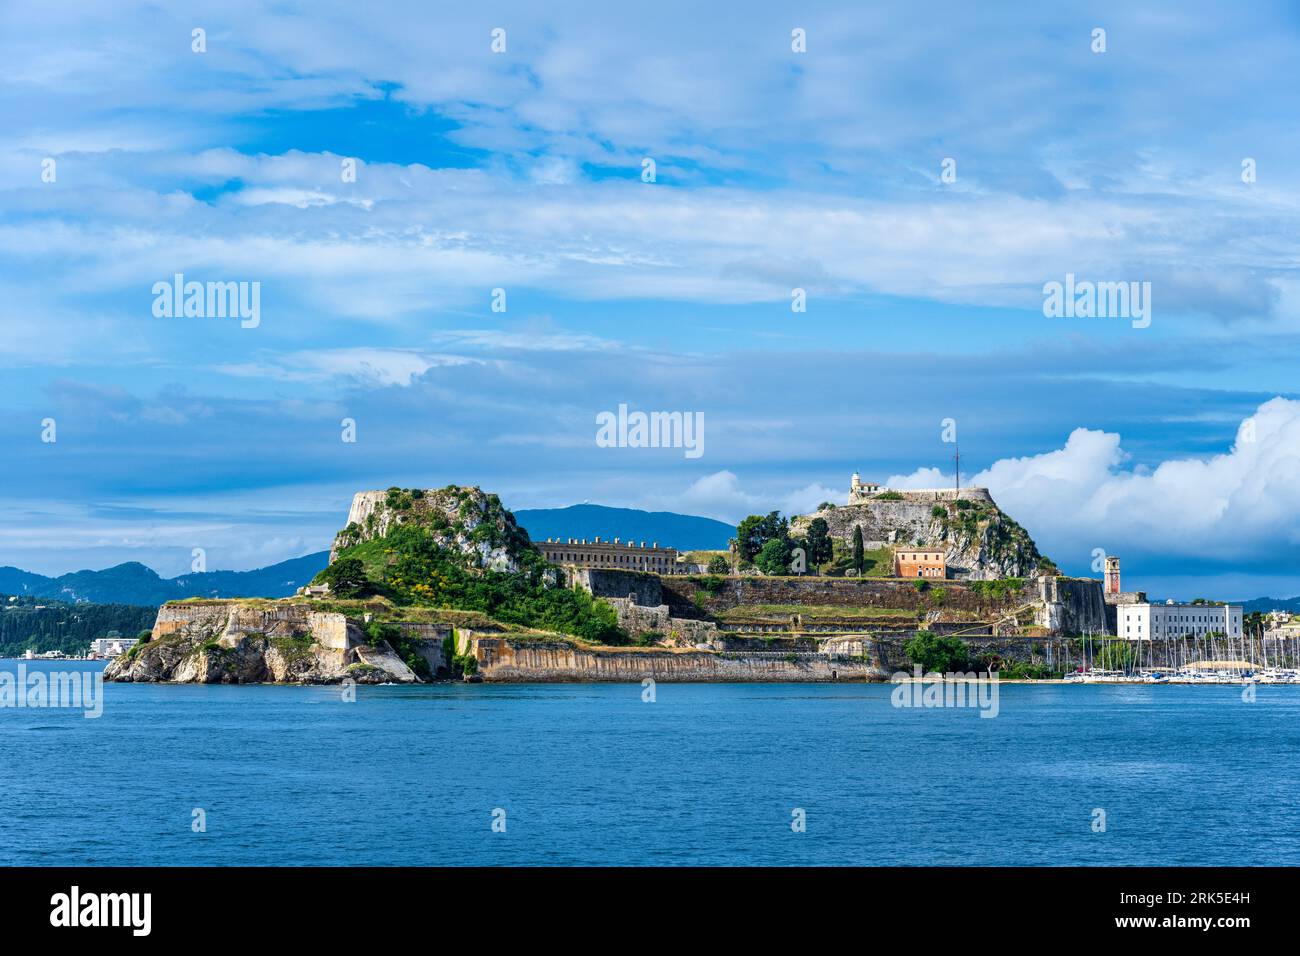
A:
537,538,680,572
1118,604,1244,640
894,550,948,578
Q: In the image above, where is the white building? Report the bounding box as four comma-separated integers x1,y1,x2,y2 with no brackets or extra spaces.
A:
848,472,884,501
1116,602,1243,642
89,637,138,658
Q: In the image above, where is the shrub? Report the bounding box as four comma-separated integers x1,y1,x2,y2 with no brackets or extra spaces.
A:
707,555,731,575
904,631,969,672
755,537,793,575
692,575,726,595
967,578,1025,602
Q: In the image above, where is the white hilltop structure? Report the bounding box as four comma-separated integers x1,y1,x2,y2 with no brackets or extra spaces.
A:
847,472,991,505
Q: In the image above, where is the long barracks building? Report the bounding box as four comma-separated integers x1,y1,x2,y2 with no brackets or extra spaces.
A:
538,537,681,573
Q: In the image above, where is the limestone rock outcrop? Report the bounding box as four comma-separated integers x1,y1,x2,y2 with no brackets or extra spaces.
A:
791,488,1046,580
103,602,420,684
328,485,531,572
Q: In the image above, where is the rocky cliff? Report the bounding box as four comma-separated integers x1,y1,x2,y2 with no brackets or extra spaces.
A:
328,485,533,572
103,601,437,684
103,587,1112,684
791,488,1049,580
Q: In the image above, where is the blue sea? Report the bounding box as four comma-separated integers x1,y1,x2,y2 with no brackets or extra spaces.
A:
3,660,1298,866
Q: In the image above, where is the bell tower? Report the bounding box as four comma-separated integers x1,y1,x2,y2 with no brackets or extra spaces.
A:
1104,555,1120,595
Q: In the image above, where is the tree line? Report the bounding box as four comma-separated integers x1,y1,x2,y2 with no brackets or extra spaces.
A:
725,511,836,575
0,595,155,656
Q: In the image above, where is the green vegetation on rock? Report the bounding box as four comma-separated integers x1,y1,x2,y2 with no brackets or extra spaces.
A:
319,488,625,645
317,557,369,597
365,619,431,679
904,630,970,672
967,578,1027,602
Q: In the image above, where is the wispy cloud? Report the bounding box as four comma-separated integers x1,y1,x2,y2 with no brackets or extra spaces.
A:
2,1,1299,597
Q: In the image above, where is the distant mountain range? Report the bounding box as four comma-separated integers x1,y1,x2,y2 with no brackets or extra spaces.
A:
1241,596,1300,614
8,501,1294,612
513,503,734,551
0,504,736,607
0,553,330,607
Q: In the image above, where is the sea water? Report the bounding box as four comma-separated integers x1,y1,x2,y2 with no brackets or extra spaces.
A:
2,660,1297,866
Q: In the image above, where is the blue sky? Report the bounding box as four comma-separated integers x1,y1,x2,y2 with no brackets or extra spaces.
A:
1,0,1299,599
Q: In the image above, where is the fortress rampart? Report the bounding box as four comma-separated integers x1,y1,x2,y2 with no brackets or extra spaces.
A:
850,487,994,504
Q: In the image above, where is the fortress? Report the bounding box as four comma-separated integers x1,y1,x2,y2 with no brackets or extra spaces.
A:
848,472,993,505
792,474,1036,581
105,480,1117,688
537,537,680,573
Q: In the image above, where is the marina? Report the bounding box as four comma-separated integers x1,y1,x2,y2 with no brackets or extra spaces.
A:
1063,629,1300,684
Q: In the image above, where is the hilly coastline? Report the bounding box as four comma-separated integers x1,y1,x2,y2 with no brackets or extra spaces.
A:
105,483,1117,686
0,504,733,607
0,553,330,607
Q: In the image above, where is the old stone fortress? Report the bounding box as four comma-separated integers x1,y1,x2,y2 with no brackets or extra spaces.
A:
105,477,1258,686
538,473,992,579
539,472,1244,645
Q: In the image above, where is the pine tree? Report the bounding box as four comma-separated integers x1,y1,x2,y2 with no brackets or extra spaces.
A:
805,518,832,571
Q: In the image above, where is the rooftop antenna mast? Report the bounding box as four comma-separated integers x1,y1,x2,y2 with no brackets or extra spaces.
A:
953,443,961,495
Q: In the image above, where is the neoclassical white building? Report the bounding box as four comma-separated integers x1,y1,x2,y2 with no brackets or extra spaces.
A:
1117,602,1243,642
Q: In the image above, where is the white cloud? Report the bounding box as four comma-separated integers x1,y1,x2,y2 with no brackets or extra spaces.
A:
887,398,1300,572
215,348,480,387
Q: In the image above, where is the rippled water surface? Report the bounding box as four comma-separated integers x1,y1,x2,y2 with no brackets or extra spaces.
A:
3,661,1297,865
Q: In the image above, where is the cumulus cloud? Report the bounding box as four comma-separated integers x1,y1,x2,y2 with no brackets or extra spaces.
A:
887,398,1300,575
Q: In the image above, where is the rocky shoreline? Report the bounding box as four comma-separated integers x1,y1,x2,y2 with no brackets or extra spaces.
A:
103,602,427,684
